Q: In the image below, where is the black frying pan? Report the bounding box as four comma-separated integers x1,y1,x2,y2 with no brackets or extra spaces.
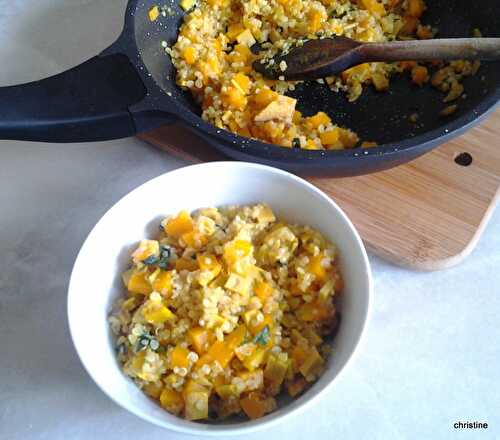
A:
1,0,499,176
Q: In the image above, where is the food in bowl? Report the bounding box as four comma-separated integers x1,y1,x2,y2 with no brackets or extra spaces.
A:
164,0,480,150
109,203,343,421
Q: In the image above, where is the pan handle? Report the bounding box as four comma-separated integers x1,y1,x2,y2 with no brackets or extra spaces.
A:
0,52,171,142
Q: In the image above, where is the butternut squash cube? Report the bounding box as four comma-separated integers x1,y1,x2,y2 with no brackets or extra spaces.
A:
171,345,190,369
187,327,211,354
148,5,159,21
152,270,173,296
165,211,193,238
306,111,331,128
182,46,197,65
160,388,184,415
320,129,340,146
243,347,267,371
127,270,152,295
175,257,198,272
143,304,176,324
254,281,273,301
236,29,256,47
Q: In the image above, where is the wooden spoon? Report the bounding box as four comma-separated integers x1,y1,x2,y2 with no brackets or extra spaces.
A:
253,37,500,80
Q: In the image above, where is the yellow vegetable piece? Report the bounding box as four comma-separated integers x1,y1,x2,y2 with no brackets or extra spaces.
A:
143,382,163,399
223,240,253,266
196,254,222,285
197,325,247,369
221,86,247,110
131,350,146,372
236,29,256,47
152,270,173,296
180,0,196,11
143,304,176,324
148,5,159,21
227,23,246,41
239,393,268,419
181,230,208,249
182,46,197,65
306,111,331,128
175,257,198,272
160,388,184,415
187,327,211,354
308,10,323,33
185,391,209,420
307,254,327,281
231,73,252,95
304,139,320,150
360,0,386,16
299,347,324,378
243,347,267,371
252,88,279,109
215,384,238,399
320,129,340,146
264,355,288,387
165,210,194,238
292,110,302,123
171,345,190,369
297,301,332,322
127,270,152,295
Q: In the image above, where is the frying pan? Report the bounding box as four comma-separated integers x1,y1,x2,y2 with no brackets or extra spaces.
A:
1,0,499,176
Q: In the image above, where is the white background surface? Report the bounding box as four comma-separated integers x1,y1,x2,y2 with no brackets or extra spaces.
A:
0,1,499,439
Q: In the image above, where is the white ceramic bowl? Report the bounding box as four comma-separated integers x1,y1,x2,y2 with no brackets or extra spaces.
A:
67,162,371,436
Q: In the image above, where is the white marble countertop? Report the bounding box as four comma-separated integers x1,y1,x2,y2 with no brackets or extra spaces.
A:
1,1,499,439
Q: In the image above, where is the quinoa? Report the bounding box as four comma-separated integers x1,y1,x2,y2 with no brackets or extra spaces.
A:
109,204,342,421
167,0,479,150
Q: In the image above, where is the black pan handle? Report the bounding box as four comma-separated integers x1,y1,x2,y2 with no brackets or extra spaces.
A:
0,52,169,142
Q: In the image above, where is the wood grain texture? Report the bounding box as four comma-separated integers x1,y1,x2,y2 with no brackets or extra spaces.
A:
138,109,500,271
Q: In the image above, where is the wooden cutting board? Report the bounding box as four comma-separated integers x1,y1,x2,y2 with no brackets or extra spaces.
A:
139,109,500,271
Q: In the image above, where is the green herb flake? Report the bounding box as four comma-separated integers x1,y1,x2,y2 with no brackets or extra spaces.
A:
253,325,270,346
142,255,160,265
158,245,172,269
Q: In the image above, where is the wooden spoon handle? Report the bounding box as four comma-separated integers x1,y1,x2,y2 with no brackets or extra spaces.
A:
361,38,500,62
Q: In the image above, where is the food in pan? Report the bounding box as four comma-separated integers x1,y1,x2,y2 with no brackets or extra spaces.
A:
109,204,342,421
164,0,479,150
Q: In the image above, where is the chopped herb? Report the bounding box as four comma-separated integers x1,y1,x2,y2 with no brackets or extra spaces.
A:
253,325,270,346
134,333,160,352
292,138,301,149
142,254,160,265
158,245,171,269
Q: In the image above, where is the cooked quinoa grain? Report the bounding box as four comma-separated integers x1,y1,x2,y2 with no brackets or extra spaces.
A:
109,204,343,421
167,0,480,150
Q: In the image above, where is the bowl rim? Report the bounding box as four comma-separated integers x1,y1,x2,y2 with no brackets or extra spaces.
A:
67,161,373,436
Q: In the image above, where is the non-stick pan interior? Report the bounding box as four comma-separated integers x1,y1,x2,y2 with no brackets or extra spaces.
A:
134,0,500,147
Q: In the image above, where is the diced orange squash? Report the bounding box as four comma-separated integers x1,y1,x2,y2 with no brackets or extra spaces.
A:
291,345,308,368
287,377,307,397
223,240,253,265
236,29,256,47
227,23,246,41
187,327,211,354
160,388,184,415
171,345,190,369
165,211,193,238
299,346,324,378
307,254,327,281
308,10,323,33
196,254,222,285
181,230,208,249
152,270,173,295
252,88,279,108
254,281,273,301
320,129,340,146
303,327,323,346
292,110,302,123
221,86,247,110
264,355,288,387
127,271,152,295
242,347,267,371
183,379,207,398
215,384,238,399
175,257,198,272
306,111,331,128
411,65,429,86
184,390,209,420
407,0,426,18
148,5,159,21
359,0,386,17
234,43,252,60
131,350,147,371
182,46,197,65
197,325,247,368
304,139,319,150
240,393,268,419
297,301,331,322
231,73,252,94
143,304,176,324
143,382,163,399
